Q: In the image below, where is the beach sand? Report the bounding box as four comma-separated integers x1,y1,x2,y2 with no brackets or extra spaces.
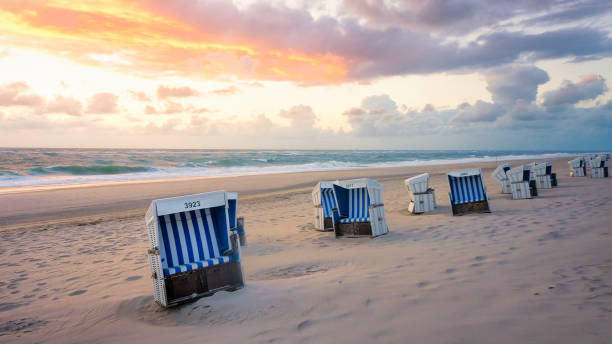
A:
1,158,611,343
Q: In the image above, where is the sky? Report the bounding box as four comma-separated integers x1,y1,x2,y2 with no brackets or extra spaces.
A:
0,0,611,150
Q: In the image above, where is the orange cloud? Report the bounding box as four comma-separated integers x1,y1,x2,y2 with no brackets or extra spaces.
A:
0,0,348,83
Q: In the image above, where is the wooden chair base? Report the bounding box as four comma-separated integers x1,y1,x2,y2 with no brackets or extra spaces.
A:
334,222,373,237
163,261,244,307
451,200,490,216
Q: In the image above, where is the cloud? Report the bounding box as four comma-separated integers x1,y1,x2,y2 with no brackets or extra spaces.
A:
485,65,550,105
42,96,83,116
157,85,199,99
129,90,151,102
145,101,212,115
211,86,239,95
85,93,119,114
0,82,45,107
3,0,612,84
541,75,607,111
452,101,504,123
279,105,317,127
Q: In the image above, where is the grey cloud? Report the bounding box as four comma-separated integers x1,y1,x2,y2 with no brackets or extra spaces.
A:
452,101,504,123
485,65,549,105
145,0,612,81
541,75,607,111
521,0,612,26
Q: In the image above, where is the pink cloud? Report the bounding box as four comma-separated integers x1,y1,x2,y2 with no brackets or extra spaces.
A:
85,92,119,114
157,85,199,99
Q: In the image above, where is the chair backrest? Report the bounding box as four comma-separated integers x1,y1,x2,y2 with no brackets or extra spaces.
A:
333,184,371,219
320,187,338,217
157,206,230,274
448,172,486,205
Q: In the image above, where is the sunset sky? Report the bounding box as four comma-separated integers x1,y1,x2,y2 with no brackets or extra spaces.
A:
0,0,611,149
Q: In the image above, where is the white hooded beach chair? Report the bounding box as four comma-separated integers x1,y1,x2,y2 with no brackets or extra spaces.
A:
446,168,490,215
404,173,436,214
589,157,609,178
331,178,388,237
530,162,552,189
492,163,512,194
145,191,245,307
569,158,586,177
507,165,536,199
312,181,338,231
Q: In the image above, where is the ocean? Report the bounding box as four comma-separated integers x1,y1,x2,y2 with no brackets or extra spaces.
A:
0,148,590,188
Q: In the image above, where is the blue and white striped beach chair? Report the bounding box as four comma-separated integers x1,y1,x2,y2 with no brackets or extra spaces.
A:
569,158,586,177
331,178,388,237
447,168,491,215
145,191,245,307
312,181,338,231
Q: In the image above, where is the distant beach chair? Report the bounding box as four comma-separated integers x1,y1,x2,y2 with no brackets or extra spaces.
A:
145,191,245,307
331,178,388,237
530,162,552,189
447,168,490,215
312,181,338,231
507,165,537,199
569,158,586,177
589,156,609,178
404,173,436,214
545,162,558,187
492,163,512,194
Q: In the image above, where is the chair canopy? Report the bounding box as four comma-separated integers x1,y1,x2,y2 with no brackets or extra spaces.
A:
447,168,487,205
492,163,511,182
313,181,338,218
332,178,381,223
507,165,531,183
404,173,430,193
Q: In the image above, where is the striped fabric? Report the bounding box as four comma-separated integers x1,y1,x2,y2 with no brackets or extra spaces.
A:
321,188,337,218
163,256,232,276
448,175,486,205
158,208,228,277
344,188,370,222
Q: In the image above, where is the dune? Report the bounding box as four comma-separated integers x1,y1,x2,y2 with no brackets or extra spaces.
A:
0,157,611,343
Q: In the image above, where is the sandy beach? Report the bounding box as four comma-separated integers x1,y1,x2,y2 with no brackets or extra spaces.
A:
1,157,611,343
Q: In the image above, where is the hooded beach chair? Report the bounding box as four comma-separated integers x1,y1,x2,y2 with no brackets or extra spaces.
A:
589,157,609,178
545,162,558,187
492,163,512,194
312,181,338,231
446,168,490,215
331,178,388,237
530,162,552,189
404,173,436,214
507,165,537,199
145,191,245,307
569,158,586,177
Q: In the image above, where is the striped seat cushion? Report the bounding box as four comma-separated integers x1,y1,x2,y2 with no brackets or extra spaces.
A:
448,175,486,205
339,217,369,223
158,207,228,276
163,256,232,276
321,188,337,218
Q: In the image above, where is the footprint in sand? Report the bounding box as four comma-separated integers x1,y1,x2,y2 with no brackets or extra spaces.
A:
126,276,142,281
445,268,456,274
68,290,87,296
